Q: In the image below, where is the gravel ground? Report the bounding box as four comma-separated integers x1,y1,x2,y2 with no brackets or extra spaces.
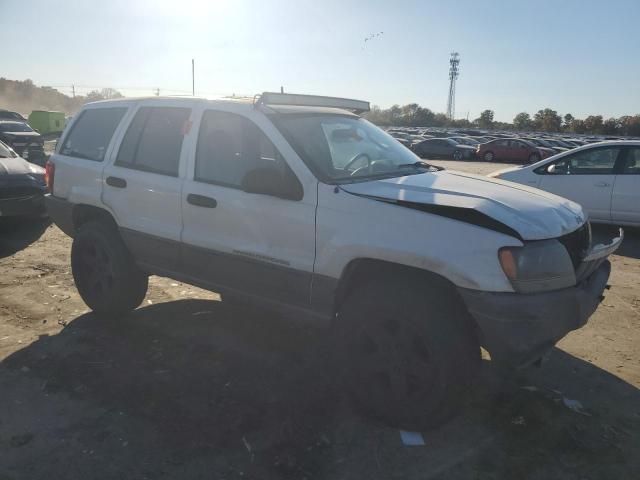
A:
0,159,638,480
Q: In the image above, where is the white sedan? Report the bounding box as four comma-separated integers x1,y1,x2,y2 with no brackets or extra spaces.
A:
489,141,640,227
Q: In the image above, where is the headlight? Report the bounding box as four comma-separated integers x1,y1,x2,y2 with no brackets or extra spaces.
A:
498,239,576,293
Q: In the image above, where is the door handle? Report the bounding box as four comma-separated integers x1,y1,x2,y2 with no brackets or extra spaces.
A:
187,193,217,208
594,181,610,187
106,176,127,188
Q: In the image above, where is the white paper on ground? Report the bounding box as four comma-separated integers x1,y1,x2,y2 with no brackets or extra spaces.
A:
400,430,426,446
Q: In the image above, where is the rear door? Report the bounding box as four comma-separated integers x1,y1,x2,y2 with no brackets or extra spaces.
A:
180,107,317,307
492,139,509,160
611,147,640,225
102,100,195,272
508,140,525,162
429,140,445,156
52,104,130,203
538,145,621,222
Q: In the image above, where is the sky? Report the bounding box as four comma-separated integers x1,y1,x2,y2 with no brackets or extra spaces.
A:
2,0,640,122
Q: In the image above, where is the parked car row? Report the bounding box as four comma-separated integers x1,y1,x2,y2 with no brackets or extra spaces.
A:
0,120,45,165
384,126,640,164
0,139,47,218
0,108,68,166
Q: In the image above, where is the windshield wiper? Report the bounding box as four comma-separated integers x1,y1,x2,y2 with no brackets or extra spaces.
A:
397,161,444,172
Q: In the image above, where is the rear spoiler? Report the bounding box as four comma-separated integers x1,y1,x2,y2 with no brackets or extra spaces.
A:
255,92,370,114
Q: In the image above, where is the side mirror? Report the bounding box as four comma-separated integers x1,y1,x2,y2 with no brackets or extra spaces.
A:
241,165,303,201
547,164,557,174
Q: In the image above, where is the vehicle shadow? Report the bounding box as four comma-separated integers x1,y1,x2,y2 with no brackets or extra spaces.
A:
1,299,638,479
0,216,51,259
592,224,640,260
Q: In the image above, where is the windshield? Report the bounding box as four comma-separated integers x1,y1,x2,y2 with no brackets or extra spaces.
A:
272,114,432,182
0,141,17,158
0,122,33,133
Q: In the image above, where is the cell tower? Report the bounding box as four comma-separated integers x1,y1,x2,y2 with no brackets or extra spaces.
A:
446,52,460,120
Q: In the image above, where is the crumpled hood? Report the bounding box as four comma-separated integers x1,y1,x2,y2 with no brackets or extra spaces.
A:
0,155,45,176
340,170,586,240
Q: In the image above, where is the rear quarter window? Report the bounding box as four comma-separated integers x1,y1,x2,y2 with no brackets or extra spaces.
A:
59,108,127,161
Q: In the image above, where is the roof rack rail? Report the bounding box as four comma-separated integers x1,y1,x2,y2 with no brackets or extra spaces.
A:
255,92,370,114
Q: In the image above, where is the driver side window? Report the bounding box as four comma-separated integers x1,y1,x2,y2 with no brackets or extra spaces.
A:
195,110,288,188
546,147,620,175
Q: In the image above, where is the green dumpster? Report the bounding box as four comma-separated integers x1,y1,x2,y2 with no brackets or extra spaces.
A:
28,110,66,135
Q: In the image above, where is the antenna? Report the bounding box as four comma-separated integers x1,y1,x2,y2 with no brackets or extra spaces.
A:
446,52,460,120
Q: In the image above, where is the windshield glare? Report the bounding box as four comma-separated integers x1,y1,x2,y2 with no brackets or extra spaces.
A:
0,141,16,158
0,122,33,133
273,115,426,182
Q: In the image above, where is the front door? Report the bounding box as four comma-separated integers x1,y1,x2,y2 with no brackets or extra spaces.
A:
611,147,640,225
180,107,317,307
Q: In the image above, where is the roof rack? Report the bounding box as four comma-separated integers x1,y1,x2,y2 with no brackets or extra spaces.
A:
255,92,370,114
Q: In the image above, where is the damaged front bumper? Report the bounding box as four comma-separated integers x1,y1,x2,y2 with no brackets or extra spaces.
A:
459,231,622,367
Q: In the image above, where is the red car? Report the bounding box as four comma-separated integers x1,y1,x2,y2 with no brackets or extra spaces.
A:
477,138,553,163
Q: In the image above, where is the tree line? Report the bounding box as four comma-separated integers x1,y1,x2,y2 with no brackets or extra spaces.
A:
3,78,640,137
0,78,123,116
364,103,640,137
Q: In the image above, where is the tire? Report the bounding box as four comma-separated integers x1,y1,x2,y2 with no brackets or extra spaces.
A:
71,221,148,317
483,151,494,162
335,276,480,430
452,150,463,160
528,153,541,164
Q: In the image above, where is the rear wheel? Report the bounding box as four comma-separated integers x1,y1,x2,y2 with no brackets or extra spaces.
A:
71,221,148,317
335,276,480,430
483,151,495,162
453,150,463,160
528,153,541,164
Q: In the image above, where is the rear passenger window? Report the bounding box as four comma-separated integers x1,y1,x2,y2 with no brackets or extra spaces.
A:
59,108,126,161
116,106,190,176
195,110,284,188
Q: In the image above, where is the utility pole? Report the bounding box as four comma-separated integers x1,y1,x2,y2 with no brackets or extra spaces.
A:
446,52,460,120
155,88,160,96
72,84,75,98
192,59,195,96
280,86,284,93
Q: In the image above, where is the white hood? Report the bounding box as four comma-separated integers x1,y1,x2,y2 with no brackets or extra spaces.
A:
340,170,586,240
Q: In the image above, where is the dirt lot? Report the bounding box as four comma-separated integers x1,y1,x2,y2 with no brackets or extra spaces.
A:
1,160,639,480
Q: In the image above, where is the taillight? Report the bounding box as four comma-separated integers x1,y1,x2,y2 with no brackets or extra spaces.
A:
45,160,55,193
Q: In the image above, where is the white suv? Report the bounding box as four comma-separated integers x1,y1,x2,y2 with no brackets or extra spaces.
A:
45,93,621,429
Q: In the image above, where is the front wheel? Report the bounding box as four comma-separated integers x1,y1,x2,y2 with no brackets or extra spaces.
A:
528,153,541,164
453,150,463,160
335,276,480,430
483,151,495,162
72,221,148,317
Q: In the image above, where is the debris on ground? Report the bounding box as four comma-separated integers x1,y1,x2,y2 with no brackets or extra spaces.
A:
9,433,34,448
400,430,425,446
562,397,592,417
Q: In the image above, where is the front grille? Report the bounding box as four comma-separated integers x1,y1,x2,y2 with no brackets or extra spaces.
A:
0,185,42,200
558,222,591,269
